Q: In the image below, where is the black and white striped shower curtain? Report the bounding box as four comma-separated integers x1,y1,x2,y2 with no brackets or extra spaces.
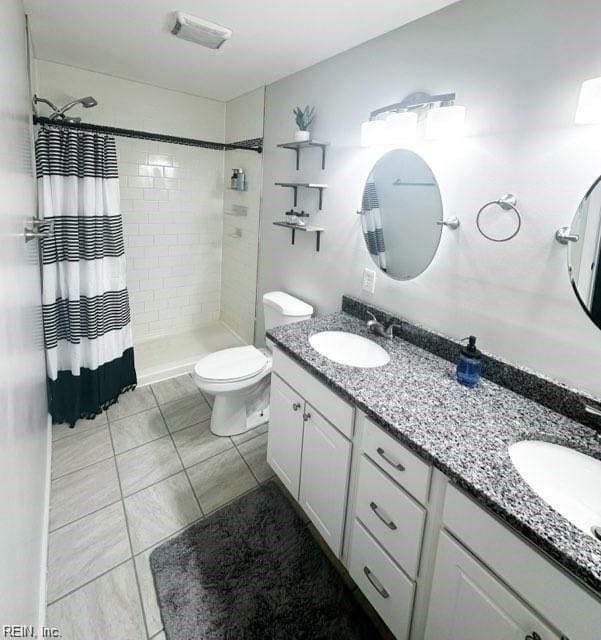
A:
36,126,137,425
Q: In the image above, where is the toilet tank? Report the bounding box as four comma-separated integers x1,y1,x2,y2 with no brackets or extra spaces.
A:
263,291,313,331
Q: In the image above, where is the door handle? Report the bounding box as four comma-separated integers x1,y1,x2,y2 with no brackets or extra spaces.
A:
292,402,301,411
363,566,390,599
376,447,406,472
370,501,397,530
302,412,311,422
24,218,54,243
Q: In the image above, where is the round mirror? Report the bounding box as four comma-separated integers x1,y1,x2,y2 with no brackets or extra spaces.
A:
360,149,443,280
569,176,601,330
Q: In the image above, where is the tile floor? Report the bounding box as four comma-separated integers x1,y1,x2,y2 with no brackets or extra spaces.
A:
46,374,271,640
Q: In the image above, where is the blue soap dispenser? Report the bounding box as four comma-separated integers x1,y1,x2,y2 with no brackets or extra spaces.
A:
456,336,482,387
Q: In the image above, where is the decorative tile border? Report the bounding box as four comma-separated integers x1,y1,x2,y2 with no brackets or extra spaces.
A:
342,295,601,432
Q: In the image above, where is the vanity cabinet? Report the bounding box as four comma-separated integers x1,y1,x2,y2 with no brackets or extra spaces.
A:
267,345,601,640
425,532,563,640
268,348,354,557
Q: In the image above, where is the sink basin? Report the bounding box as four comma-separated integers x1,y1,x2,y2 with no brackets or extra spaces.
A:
309,331,390,368
509,440,601,540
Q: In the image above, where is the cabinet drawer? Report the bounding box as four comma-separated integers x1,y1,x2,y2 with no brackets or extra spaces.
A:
361,415,431,504
273,347,354,438
348,520,415,640
355,455,425,579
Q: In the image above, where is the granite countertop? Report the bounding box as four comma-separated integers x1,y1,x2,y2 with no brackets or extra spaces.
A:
267,312,601,595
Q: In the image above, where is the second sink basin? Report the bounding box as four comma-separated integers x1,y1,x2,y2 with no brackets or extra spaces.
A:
509,440,601,540
309,331,390,368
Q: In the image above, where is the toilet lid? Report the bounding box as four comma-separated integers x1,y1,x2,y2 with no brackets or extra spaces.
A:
194,346,268,383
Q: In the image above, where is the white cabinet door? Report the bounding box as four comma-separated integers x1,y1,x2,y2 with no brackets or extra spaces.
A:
299,406,352,557
425,532,563,640
266,375,304,499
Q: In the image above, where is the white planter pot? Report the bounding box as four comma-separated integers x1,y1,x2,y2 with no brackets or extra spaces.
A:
294,130,311,142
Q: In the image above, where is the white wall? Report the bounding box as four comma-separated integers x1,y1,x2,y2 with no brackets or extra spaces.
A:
225,88,265,144
34,60,224,138
220,88,265,342
257,0,601,398
35,61,226,342
0,0,50,626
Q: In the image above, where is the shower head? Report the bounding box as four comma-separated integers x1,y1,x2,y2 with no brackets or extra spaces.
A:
33,94,98,121
54,96,98,118
79,96,98,108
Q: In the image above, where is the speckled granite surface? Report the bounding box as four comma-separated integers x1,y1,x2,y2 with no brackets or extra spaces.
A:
267,311,601,595
342,295,601,431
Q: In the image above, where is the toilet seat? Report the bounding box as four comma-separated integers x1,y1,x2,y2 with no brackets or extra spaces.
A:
194,345,269,384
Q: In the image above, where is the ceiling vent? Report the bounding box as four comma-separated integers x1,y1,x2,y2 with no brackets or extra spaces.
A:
171,12,232,50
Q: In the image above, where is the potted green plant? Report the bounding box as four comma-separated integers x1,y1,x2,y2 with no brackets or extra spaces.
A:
293,105,315,142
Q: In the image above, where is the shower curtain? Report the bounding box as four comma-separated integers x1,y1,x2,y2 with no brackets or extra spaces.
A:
36,126,137,425
361,180,387,271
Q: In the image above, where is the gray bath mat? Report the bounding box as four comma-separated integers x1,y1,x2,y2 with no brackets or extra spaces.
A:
150,481,380,639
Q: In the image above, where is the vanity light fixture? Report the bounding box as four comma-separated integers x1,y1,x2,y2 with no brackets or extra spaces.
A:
575,77,601,124
360,91,465,146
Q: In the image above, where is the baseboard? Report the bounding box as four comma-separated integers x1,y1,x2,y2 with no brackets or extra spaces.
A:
137,360,198,387
38,413,52,628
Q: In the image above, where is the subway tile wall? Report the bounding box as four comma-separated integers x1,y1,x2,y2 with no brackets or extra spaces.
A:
220,150,263,343
117,139,224,342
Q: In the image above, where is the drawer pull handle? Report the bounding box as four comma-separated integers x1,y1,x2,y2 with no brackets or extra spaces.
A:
376,447,406,472
292,402,301,411
370,501,397,530
303,412,311,422
525,634,541,640
363,566,390,599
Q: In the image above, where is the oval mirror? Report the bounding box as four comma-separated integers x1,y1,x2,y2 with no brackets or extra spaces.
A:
569,176,601,330
359,149,443,280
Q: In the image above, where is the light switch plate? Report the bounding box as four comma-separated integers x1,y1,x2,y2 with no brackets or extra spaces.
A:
362,268,376,293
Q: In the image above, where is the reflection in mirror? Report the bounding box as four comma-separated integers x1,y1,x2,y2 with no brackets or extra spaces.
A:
569,176,601,329
359,149,443,281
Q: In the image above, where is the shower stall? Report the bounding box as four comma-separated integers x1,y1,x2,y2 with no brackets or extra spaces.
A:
33,68,265,388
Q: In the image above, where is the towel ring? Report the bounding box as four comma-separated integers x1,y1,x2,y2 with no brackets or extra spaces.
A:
476,194,522,242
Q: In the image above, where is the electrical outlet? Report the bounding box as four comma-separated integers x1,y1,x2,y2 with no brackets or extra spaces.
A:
362,268,376,294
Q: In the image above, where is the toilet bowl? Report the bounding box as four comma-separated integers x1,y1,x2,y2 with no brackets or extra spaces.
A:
194,292,313,437
194,345,272,437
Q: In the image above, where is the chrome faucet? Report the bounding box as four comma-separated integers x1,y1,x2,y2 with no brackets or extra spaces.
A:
366,312,401,339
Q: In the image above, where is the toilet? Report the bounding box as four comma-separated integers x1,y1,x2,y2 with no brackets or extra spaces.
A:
194,291,313,437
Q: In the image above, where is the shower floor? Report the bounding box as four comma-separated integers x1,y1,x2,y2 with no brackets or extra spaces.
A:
134,322,245,386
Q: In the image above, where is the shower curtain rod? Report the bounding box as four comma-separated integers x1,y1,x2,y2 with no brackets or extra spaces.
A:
33,116,263,154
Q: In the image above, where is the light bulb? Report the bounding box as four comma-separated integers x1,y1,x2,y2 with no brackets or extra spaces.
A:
425,105,466,140
575,77,601,124
360,120,388,147
385,111,418,143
